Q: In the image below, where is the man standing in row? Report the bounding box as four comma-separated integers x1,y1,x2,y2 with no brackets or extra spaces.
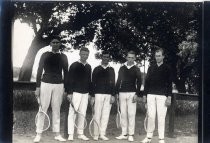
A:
141,48,172,143
115,51,142,142
66,47,91,141
91,51,115,141
34,35,68,142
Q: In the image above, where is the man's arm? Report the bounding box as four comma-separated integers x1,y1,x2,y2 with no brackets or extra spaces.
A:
62,54,68,93
36,53,46,88
135,66,142,97
88,65,92,95
66,63,75,94
143,66,151,103
35,52,47,98
115,67,123,95
91,67,98,97
110,68,116,96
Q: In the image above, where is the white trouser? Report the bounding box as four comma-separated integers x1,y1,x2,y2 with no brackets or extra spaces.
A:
119,92,136,136
36,82,64,133
146,94,168,139
94,94,112,136
68,92,89,135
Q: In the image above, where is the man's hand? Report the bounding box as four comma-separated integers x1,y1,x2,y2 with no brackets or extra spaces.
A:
142,95,147,103
110,96,115,104
116,94,119,99
165,96,171,107
90,97,95,106
63,91,67,96
144,103,148,110
132,94,138,103
35,87,40,98
67,94,73,102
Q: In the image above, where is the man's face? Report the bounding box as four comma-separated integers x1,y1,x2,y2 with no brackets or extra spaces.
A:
79,50,89,62
50,39,61,51
126,53,136,64
155,51,164,64
101,54,110,65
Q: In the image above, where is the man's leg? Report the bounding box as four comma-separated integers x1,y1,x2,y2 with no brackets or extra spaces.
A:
36,82,52,133
51,84,64,134
77,93,89,135
156,95,167,140
127,92,136,136
94,94,104,137
100,94,112,137
68,92,82,136
146,94,157,138
119,93,128,136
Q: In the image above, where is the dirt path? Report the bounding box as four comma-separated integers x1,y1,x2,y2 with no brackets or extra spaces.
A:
13,133,197,143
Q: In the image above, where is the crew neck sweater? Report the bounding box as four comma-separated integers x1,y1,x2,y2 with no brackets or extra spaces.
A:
36,51,68,89
116,65,142,96
92,65,115,96
66,61,92,94
144,63,172,97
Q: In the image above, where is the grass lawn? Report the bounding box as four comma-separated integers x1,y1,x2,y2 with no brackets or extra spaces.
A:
13,111,198,143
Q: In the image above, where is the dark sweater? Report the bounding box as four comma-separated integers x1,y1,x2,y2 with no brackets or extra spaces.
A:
92,65,115,96
66,61,92,94
144,63,172,97
36,51,68,90
116,65,142,96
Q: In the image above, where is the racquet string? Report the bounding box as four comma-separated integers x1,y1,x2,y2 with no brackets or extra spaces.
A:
144,111,148,132
89,104,100,137
116,99,121,129
70,102,87,130
35,98,50,132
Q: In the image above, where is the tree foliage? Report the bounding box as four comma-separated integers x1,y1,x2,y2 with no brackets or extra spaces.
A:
13,2,201,93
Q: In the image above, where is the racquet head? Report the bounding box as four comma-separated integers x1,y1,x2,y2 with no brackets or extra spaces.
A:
116,99,121,129
89,118,100,138
35,107,50,132
69,101,87,130
144,111,148,132
89,104,100,138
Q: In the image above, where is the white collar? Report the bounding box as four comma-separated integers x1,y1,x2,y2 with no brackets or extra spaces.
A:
100,63,110,69
50,46,61,54
124,61,136,69
78,60,88,66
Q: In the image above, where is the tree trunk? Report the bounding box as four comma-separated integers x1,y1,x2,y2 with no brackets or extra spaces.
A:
18,34,48,81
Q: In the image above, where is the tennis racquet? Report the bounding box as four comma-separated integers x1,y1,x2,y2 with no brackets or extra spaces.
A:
144,103,148,132
35,97,50,132
69,100,87,130
89,103,100,138
115,98,122,129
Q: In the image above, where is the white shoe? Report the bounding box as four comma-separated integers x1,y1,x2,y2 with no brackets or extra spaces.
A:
100,135,109,141
128,136,134,142
159,139,165,143
140,137,152,143
93,136,99,141
78,134,89,141
115,135,128,140
33,135,41,143
54,135,66,142
68,134,74,141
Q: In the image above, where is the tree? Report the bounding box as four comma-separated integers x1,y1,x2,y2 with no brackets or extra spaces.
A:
13,2,201,93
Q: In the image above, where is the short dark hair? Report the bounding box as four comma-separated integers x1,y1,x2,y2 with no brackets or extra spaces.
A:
50,35,61,41
80,47,89,52
155,47,165,56
127,50,136,56
101,51,110,55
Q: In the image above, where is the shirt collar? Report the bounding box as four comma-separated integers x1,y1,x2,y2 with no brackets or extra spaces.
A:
124,61,136,69
50,46,61,54
100,63,110,69
78,60,88,66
